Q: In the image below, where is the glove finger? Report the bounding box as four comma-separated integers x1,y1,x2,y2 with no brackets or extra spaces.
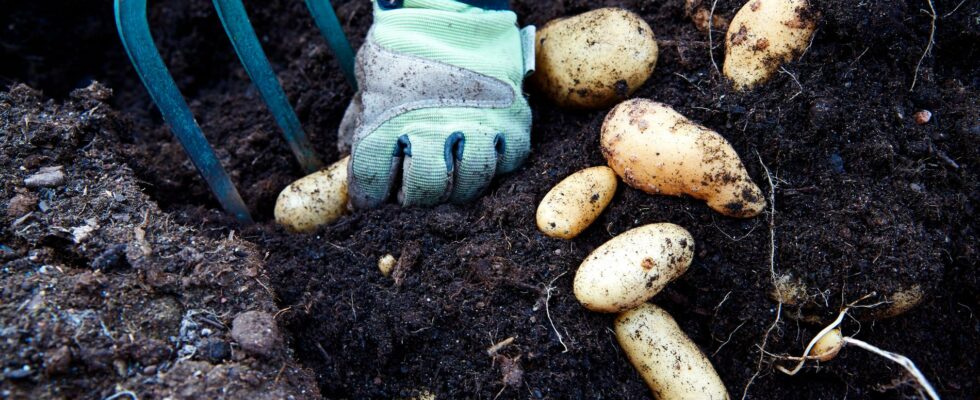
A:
398,132,452,207
494,130,530,175
337,92,363,154
448,131,498,204
348,132,404,209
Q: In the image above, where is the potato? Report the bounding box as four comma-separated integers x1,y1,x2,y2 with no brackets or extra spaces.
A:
378,254,396,277
723,0,817,90
536,166,617,239
573,223,694,313
601,99,766,218
530,8,658,109
615,303,730,399
274,156,350,233
870,285,924,320
810,328,843,362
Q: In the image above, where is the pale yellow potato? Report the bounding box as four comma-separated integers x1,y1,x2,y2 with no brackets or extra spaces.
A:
871,285,925,320
531,8,659,109
274,156,350,233
810,328,843,362
573,223,694,313
536,166,617,239
378,254,396,277
615,303,730,399
601,99,766,218
723,0,817,90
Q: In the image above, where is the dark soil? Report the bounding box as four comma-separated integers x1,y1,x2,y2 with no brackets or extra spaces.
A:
2,0,978,399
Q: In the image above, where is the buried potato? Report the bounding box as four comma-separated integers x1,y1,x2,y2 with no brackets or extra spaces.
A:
274,156,350,233
771,271,930,323
723,0,817,90
615,303,730,399
601,99,766,218
530,8,659,109
573,223,694,313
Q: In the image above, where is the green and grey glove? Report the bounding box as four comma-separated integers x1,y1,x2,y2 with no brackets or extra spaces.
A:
338,0,534,208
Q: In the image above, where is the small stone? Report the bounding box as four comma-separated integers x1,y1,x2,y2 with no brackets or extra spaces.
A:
231,311,281,358
910,183,924,192
24,166,65,188
6,192,37,217
913,110,932,125
203,339,231,363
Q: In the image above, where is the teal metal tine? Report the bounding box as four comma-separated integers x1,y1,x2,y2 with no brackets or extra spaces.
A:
212,0,323,174
304,0,358,90
114,0,253,224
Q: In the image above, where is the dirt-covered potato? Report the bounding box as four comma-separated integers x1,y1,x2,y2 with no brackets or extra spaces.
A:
274,156,350,233
601,99,766,218
530,8,659,109
573,223,694,313
723,0,817,90
536,166,617,239
770,277,927,323
871,285,925,320
616,303,730,399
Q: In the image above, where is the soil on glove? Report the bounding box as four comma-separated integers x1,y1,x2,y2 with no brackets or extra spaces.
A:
2,0,978,399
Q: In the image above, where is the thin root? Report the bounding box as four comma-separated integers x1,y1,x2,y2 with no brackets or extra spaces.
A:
842,337,940,400
777,304,940,400
777,308,848,375
544,272,570,353
741,154,781,400
487,336,516,356
707,0,721,76
910,0,937,91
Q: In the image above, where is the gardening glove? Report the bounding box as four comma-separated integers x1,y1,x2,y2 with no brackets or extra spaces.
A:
338,0,535,208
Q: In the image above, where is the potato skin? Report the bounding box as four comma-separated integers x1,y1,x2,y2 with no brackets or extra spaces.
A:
573,223,694,313
536,166,617,239
723,0,817,90
601,99,766,218
811,328,843,362
274,156,350,233
615,303,730,400
530,8,658,109
870,285,924,320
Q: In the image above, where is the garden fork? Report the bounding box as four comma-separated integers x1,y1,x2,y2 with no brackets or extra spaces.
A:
114,0,357,223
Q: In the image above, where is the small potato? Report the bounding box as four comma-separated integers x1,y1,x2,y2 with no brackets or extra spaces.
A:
601,99,766,218
378,254,396,277
870,285,924,320
573,223,694,313
536,166,617,239
616,303,730,399
274,156,350,233
531,8,658,109
810,328,843,362
723,0,817,90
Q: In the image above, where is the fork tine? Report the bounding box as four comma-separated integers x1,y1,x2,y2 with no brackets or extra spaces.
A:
212,0,323,174
304,0,358,90
114,0,253,223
